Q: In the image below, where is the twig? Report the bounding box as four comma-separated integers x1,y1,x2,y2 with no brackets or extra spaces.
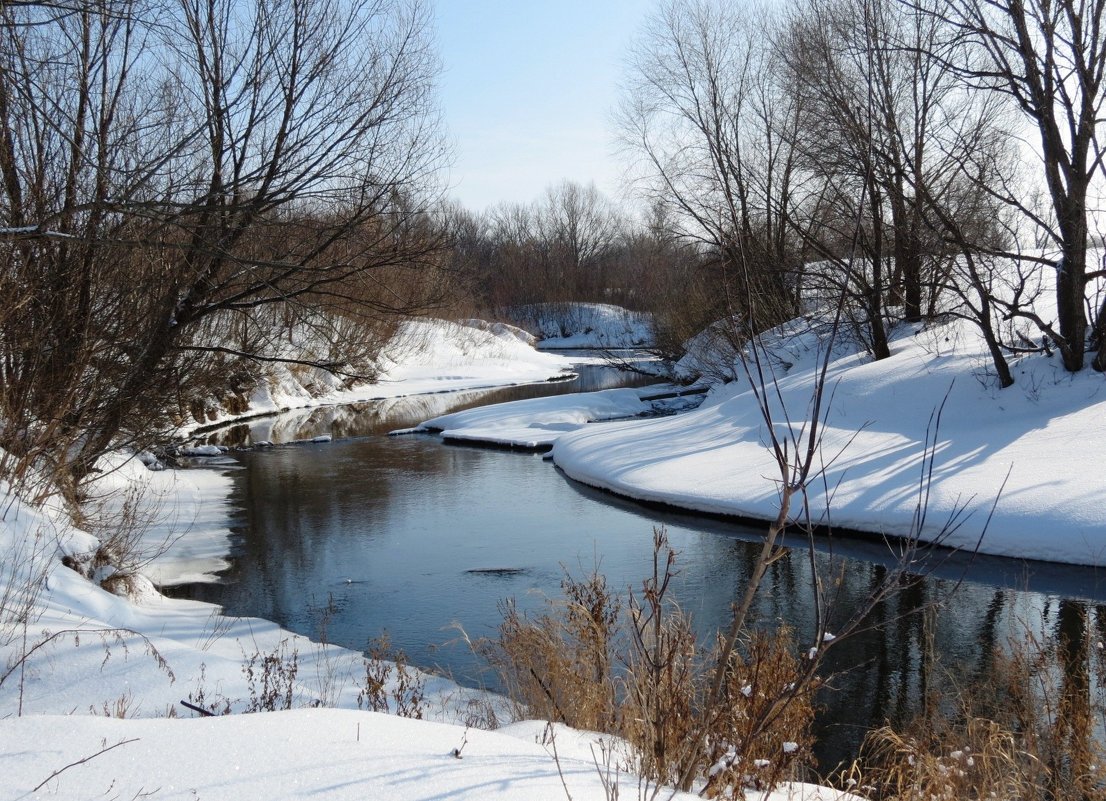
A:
34,737,140,792
179,699,216,717
544,722,575,801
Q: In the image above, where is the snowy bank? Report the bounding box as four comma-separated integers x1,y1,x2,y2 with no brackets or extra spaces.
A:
1,709,865,801
508,302,655,349
1,457,855,801
1,459,656,800
553,315,1106,567
184,317,576,435
413,387,653,448
0,325,712,801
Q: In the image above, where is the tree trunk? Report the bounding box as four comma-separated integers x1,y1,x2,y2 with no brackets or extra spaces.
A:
1055,210,1089,372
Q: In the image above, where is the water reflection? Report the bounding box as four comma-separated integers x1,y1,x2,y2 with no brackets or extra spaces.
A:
201,357,659,447
174,359,1106,771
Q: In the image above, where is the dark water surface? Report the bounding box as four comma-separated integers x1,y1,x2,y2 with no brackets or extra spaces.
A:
174,357,1106,771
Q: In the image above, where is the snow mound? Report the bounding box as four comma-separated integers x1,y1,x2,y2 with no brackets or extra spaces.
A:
510,303,655,349
182,318,575,434
416,388,651,449
554,313,1106,567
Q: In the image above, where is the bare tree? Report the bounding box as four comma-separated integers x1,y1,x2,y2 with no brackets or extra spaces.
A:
619,0,805,335
0,0,448,491
537,180,623,290
473,182,626,313
929,0,1106,372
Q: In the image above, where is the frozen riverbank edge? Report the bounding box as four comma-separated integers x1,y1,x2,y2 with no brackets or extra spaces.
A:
413,314,1106,569
6,318,857,801
551,314,1106,568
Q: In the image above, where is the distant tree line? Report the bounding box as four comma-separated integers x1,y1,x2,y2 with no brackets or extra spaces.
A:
444,183,731,360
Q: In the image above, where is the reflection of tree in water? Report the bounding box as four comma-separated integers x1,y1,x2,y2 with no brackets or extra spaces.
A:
658,532,1031,772
178,377,1106,771
199,361,659,446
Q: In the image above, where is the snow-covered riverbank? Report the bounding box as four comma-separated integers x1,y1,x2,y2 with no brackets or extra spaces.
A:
182,318,578,437
552,314,1106,566
5,301,1103,798
0,319,678,800
409,314,1106,568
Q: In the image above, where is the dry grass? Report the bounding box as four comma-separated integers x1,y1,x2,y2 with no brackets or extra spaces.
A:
480,571,621,733
851,617,1106,801
242,639,300,712
357,634,426,719
481,529,817,799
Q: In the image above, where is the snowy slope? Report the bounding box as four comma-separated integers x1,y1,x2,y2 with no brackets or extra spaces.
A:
183,317,575,435
553,314,1106,566
415,387,650,448
2,710,867,801
0,328,718,801
0,456,852,801
510,303,655,348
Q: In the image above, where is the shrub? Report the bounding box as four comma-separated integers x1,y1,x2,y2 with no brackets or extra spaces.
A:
482,528,817,798
357,634,426,719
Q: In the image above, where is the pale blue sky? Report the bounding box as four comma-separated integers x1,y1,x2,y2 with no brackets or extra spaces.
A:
435,1,656,211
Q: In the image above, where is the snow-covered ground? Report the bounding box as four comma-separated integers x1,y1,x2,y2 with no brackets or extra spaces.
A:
2,318,699,800
551,314,1106,566
185,317,576,435
508,302,655,349
2,707,856,801
7,288,1104,797
0,484,847,801
390,307,1106,567
413,387,652,448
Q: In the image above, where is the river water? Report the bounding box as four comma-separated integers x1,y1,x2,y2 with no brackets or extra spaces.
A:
174,356,1106,771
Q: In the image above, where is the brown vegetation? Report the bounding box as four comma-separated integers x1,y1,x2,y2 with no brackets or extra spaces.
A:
482,530,818,799
852,610,1106,801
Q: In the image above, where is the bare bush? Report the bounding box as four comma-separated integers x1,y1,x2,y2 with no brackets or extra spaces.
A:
242,640,300,713
481,571,620,733
483,532,817,798
357,634,426,719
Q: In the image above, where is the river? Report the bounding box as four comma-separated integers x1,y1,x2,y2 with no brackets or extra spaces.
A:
172,355,1106,771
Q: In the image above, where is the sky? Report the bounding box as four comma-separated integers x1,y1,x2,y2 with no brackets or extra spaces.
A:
435,0,657,212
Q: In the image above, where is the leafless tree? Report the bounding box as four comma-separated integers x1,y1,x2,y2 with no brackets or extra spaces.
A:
472,181,626,314
927,0,1106,372
619,0,806,335
536,180,623,292
775,0,1034,384
0,0,448,492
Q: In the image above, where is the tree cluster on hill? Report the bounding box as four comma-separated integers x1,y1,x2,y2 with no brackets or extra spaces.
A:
443,184,730,360
617,0,1106,383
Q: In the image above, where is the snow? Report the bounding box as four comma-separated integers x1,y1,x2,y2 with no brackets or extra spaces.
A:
0,314,729,801
0,711,864,801
414,387,651,448
1,462,854,799
366,318,575,390
1,712,641,800
183,317,576,436
8,278,1105,798
510,303,655,349
552,313,1106,566
79,453,240,586
2,455,694,800
177,444,222,457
